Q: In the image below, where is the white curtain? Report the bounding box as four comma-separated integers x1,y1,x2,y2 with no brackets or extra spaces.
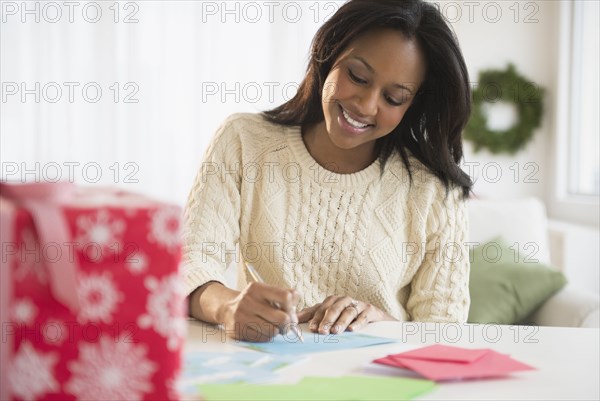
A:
2,1,340,205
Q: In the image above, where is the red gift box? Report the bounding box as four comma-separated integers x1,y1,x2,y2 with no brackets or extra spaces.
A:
0,182,187,401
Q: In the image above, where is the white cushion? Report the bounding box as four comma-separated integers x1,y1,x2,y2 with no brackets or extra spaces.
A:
467,197,552,266
528,284,600,328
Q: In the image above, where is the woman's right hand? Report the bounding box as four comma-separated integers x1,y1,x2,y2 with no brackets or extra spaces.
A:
218,282,300,342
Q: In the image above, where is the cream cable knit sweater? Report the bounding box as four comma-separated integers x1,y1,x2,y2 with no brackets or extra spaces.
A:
182,113,470,322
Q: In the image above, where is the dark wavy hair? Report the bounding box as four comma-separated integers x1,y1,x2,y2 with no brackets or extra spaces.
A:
262,0,473,200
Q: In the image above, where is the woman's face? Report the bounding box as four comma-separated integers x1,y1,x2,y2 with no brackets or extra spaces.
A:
321,28,426,152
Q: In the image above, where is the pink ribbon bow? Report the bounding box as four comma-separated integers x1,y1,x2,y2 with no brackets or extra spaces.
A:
0,181,80,311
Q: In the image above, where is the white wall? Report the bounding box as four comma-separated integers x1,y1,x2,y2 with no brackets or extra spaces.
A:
449,1,559,202
1,1,334,206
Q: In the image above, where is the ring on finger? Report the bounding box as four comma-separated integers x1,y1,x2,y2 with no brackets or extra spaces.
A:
346,299,359,316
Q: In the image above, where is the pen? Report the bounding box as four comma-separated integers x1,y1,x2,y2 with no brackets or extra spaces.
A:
245,263,304,343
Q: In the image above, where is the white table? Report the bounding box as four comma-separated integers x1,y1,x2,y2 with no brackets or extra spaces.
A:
185,321,600,400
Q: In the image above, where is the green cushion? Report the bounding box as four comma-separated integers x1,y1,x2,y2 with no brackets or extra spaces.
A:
468,238,567,325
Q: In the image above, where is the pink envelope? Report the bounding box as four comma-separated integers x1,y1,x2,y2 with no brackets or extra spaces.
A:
394,344,490,363
373,355,408,368
391,350,535,381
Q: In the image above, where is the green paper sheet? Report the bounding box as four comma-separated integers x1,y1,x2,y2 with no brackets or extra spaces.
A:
199,375,436,401
301,376,436,401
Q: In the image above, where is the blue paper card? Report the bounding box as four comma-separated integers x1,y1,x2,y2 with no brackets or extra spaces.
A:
178,351,304,395
239,331,397,355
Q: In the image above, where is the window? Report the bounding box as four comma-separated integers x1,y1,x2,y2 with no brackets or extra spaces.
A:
568,0,600,197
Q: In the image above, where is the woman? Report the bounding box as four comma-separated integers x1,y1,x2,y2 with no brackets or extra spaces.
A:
183,0,473,342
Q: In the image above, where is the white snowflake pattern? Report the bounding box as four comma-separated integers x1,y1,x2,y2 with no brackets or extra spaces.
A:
65,336,157,400
14,228,47,284
11,298,38,326
137,274,186,351
147,206,181,252
8,341,60,400
166,375,182,401
42,319,67,345
75,210,125,261
77,271,123,324
126,250,149,274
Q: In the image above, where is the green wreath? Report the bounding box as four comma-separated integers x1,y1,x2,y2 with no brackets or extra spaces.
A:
464,64,545,154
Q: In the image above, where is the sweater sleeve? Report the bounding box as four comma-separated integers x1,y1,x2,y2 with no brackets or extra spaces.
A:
406,185,471,322
181,116,242,296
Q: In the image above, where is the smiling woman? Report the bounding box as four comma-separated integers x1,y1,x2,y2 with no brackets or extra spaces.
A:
304,29,426,174
183,0,474,342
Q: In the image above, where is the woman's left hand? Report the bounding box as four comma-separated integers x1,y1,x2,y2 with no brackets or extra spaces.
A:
297,295,396,334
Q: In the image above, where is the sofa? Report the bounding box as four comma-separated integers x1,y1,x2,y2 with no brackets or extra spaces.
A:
468,197,600,328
